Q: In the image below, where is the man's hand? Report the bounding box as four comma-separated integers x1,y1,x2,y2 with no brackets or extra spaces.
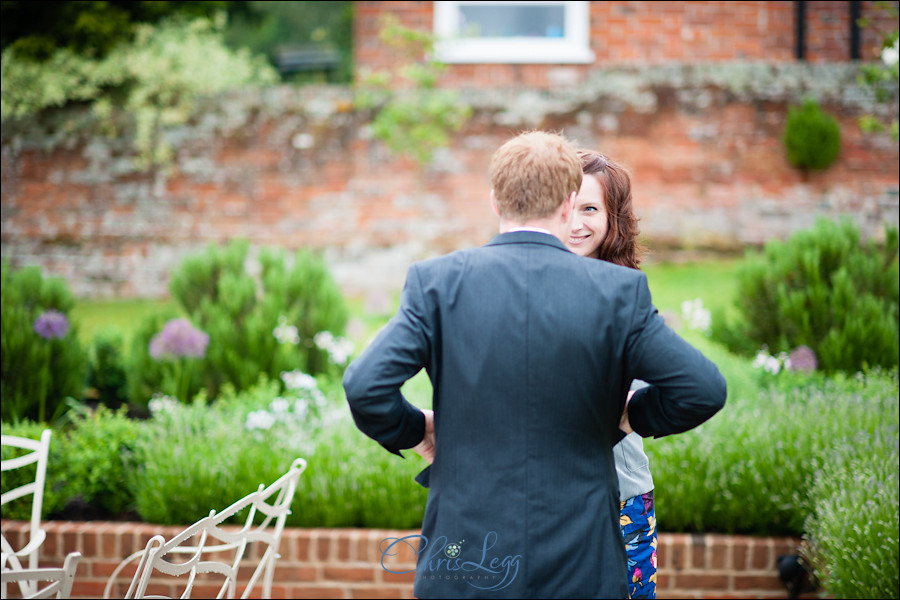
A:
619,390,634,436
411,409,435,464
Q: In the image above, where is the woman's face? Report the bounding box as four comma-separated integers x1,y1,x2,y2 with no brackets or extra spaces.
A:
566,174,609,259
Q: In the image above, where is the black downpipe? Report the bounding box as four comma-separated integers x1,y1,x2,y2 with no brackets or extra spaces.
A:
850,1,862,60
796,1,806,61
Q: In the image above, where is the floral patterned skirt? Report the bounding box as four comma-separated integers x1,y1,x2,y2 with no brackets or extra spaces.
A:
619,490,658,599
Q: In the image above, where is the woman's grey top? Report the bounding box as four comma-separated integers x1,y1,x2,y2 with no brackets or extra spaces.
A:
614,380,655,501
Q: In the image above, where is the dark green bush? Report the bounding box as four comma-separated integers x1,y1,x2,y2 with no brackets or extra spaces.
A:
0,421,63,520
47,406,140,519
162,239,349,400
86,329,130,409
1,263,88,423
712,218,899,373
782,99,842,170
801,425,899,599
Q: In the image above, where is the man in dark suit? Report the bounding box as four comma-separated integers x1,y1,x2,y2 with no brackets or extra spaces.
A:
343,131,726,598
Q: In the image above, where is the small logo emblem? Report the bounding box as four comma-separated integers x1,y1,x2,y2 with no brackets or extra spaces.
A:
444,540,463,558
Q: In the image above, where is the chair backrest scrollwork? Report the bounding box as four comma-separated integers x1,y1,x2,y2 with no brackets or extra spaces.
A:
104,457,308,599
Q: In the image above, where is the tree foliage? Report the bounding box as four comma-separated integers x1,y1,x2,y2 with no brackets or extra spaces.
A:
0,1,225,60
1,13,278,167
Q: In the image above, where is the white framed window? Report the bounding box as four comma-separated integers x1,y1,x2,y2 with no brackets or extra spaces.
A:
433,1,594,64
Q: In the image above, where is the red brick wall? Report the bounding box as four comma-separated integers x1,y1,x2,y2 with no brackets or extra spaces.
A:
1,520,806,599
355,1,897,89
2,75,897,300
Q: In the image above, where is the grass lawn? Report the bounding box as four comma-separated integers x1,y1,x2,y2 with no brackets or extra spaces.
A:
70,298,180,345
643,258,740,318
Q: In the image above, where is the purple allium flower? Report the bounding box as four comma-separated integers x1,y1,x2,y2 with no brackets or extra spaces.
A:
787,345,817,373
33,310,70,340
149,318,209,360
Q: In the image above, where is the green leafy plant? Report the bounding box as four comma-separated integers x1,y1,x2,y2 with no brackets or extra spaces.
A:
1,263,88,423
85,329,130,409
801,425,899,599
857,1,899,140
1,15,278,167
712,218,899,374
47,406,141,519
648,367,899,535
354,13,471,167
161,240,350,401
0,421,63,521
782,99,842,170
128,373,326,525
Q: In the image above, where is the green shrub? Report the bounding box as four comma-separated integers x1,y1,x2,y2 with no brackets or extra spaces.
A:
1,16,278,166
782,99,842,170
0,421,63,520
647,367,899,535
124,372,428,528
801,425,899,599
47,407,141,519
86,329,130,409
127,373,329,524
712,218,899,374
1,263,88,423
163,239,349,401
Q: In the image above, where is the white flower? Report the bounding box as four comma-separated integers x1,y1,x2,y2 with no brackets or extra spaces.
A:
753,350,770,369
681,298,712,333
273,316,300,345
882,40,899,67
753,348,786,375
293,398,309,419
149,394,178,415
281,369,318,391
314,331,354,365
246,409,276,431
270,397,291,414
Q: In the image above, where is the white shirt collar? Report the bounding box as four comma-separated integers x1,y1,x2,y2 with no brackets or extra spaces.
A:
508,227,553,235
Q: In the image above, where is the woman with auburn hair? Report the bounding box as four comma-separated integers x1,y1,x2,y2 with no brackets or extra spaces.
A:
567,150,656,599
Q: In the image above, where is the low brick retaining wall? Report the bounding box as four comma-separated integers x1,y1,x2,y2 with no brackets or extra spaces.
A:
2,520,800,598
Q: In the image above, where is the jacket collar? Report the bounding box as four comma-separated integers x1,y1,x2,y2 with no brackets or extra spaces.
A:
485,230,571,253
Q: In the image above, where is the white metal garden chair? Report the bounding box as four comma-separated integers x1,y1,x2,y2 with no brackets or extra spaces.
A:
102,457,307,599
1,429,52,598
1,551,80,599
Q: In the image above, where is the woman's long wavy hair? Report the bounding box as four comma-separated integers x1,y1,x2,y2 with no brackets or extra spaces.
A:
578,150,645,270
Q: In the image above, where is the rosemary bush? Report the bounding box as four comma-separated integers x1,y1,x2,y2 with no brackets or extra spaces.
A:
712,218,899,374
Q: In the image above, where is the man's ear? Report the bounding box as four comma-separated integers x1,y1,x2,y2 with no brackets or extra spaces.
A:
490,189,500,217
560,190,576,225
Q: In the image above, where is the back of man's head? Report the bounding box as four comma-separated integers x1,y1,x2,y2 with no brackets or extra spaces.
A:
489,130,583,222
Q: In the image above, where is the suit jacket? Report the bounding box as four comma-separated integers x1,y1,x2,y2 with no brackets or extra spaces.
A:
343,231,726,598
